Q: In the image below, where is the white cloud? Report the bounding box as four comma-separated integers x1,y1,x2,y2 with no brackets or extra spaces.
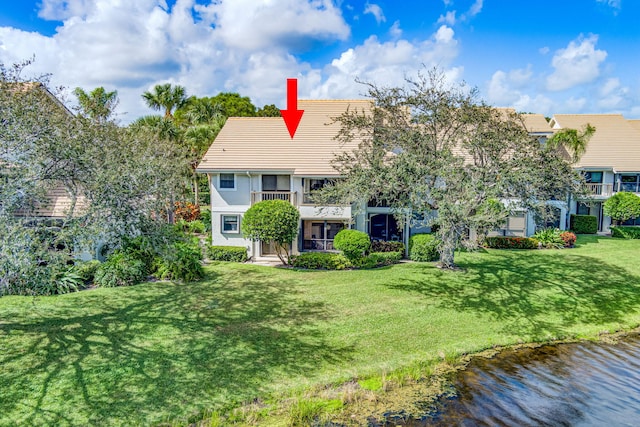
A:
539,46,550,55
546,34,607,91
438,11,457,26
364,3,386,24
487,67,532,105
196,0,350,51
467,0,484,18
596,0,621,10
0,0,353,122
596,77,631,110
310,25,460,99
389,20,402,38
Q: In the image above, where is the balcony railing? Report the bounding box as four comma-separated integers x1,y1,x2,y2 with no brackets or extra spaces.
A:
251,191,297,205
583,183,614,197
617,182,640,193
582,183,640,197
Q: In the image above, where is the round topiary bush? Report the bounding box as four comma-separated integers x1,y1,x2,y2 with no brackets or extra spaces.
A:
333,229,371,261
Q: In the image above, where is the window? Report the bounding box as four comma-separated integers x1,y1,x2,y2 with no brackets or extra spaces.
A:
262,175,290,191
219,173,235,190
584,171,603,184
221,215,240,233
303,178,335,204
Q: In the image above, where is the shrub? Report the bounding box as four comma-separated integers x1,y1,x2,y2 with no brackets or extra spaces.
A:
409,233,440,261
174,201,201,222
121,235,156,272
570,214,598,234
333,229,371,261
291,252,352,270
610,226,640,239
72,260,101,285
604,192,640,225
243,199,300,265
370,240,405,254
187,220,206,234
533,228,565,249
357,251,402,269
484,236,539,249
94,252,147,287
207,245,248,262
200,207,212,232
560,231,577,248
53,268,84,294
155,241,204,282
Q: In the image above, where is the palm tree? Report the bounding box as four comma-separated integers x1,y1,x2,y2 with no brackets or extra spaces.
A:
73,86,118,123
548,123,596,163
141,83,187,119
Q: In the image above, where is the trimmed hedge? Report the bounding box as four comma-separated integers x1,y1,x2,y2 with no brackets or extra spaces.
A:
333,229,371,261
610,226,640,239
484,236,539,249
570,214,598,234
409,233,440,262
370,240,404,254
207,245,248,262
291,252,352,270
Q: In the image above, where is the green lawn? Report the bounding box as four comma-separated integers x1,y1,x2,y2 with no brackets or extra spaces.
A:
2,235,640,425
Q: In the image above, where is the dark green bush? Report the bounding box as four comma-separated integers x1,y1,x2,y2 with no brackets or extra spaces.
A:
200,207,212,232
72,260,101,285
409,233,440,262
207,245,248,262
291,252,352,270
570,214,598,234
333,229,371,261
484,236,539,249
370,240,404,254
155,241,204,282
610,226,640,239
357,251,402,269
95,252,147,287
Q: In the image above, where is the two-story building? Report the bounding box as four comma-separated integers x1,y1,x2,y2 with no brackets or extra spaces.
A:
197,100,373,258
197,99,562,258
550,114,640,232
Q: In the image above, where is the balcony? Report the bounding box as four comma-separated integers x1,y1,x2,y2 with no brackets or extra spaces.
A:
583,183,613,197
251,191,297,205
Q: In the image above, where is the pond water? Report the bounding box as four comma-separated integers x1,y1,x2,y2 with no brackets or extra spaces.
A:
377,334,640,426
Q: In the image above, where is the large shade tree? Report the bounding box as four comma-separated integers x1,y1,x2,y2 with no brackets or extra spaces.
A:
322,69,586,269
0,60,187,295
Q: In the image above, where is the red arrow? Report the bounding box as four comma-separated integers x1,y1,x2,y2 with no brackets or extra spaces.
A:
280,78,304,139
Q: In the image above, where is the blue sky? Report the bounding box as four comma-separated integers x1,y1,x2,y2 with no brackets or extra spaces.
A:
1,0,638,122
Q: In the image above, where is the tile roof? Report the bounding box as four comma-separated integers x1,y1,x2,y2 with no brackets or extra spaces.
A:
197,100,371,176
551,114,640,172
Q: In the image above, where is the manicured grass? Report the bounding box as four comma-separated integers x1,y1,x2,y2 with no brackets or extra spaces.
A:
2,235,640,425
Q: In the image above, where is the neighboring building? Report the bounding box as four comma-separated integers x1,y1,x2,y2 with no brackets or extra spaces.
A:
550,114,640,232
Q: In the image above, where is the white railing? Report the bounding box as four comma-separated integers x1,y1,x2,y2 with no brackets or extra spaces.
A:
251,191,297,205
583,183,614,197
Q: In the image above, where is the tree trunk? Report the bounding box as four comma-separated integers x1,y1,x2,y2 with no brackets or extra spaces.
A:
438,225,459,269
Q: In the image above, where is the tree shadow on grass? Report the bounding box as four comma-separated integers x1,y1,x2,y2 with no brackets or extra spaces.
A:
0,267,352,426
388,251,640,340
